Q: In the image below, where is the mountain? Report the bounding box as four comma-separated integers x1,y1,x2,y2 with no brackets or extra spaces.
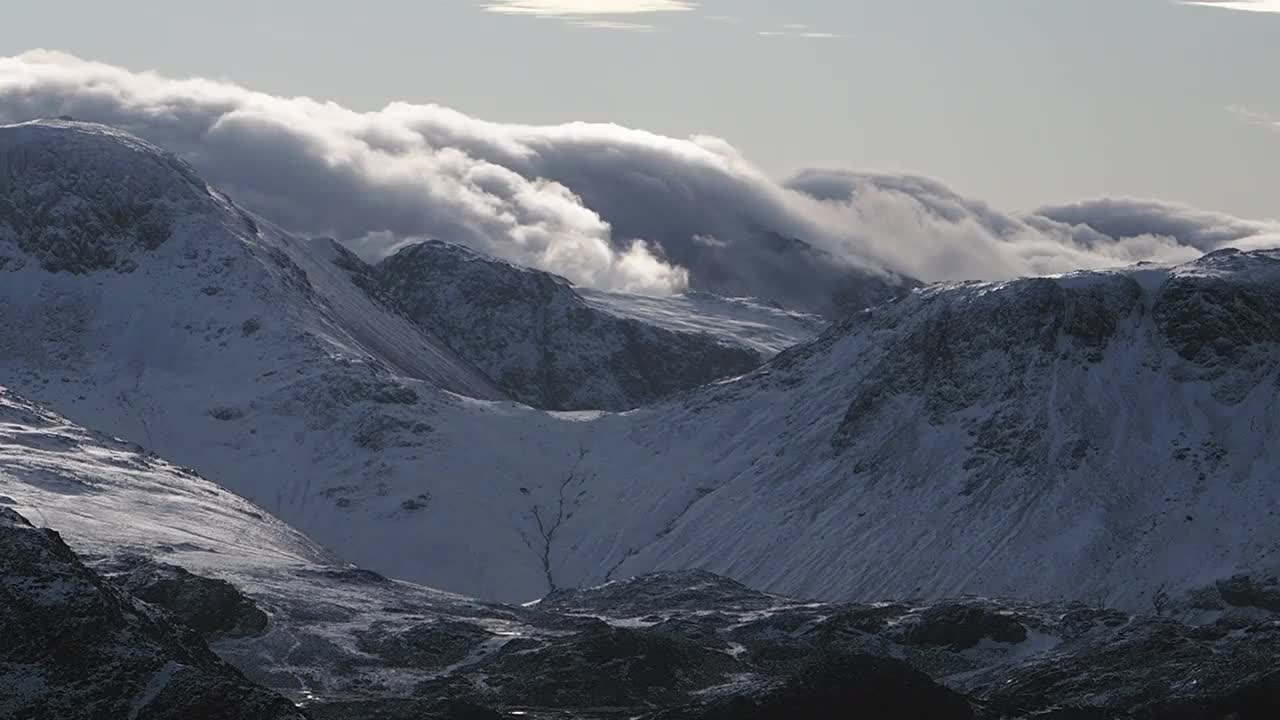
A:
2,119,1279,618
367,239,822,411
0,118,503,399
543,248,1280,611
3,386,1275,718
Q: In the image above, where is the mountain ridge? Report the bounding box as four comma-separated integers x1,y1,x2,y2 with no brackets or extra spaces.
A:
1,119,1277,617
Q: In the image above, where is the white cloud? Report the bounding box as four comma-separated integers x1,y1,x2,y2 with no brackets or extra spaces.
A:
569,19,658,31
1,51,1276,315
1228,105,1280,129
757,30,847,39
484,1,696,15
1179,1,1280,12
757,23,847,39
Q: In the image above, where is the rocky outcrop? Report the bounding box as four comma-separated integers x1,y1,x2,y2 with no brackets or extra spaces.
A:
368,240,765,411
646,653,975,720
104,556,271,639
0,508,305,720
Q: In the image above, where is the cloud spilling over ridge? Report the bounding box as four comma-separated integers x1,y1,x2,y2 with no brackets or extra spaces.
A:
1,51,1277,311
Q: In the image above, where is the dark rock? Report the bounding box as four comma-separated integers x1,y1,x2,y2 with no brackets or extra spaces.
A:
539,569,783,615
0,508,304,720
369,240,765,411
105,556,270,638
309,698,502,720
477,620,739,708
1216,574,1280,613
1153,251,1280,403
976,617,1280,719
646,653,975,720
355,619,493,670
899,603,1028,650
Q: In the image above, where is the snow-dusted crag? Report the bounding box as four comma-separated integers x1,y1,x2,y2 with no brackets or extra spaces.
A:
0,505,305,719
368,239,820,410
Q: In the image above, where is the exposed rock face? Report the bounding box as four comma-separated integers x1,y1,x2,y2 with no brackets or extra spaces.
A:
104,556,271,638
0,119,223,273
646,654,976,720
1153,248,1280,403
0,508,304,720
898,604,1028,650
969,616,1280,719
1216,574,1280,613
370,240,765,411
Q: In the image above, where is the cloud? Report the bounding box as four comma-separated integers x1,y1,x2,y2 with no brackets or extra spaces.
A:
484,1,695,15
1179,1,1280,12
483,1,693,30
756,22,847,39
1228,105,1280,130
568,19,658,31
757,30,847,39
1034,198,1280,252
1,51,1276,315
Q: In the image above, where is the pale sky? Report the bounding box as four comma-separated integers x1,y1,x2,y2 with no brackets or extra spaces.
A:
2,0,1278,219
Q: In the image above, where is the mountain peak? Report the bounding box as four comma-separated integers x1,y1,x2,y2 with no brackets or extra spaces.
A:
0,118,228,273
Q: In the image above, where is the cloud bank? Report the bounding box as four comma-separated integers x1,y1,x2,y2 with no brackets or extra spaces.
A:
1,51,1277,313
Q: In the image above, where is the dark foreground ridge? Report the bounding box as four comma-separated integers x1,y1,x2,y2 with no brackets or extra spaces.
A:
7,510,1278,720
0,507,305,720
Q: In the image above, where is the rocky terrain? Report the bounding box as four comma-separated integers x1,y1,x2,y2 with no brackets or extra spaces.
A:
0,506,305,720
366,239,818,411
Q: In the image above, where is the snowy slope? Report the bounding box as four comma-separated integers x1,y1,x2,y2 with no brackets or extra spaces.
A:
370,239,821,410
576,287,824,356
336,247,1280,610
569,249,1280,611
5,393,1274,720
4,120,1280,616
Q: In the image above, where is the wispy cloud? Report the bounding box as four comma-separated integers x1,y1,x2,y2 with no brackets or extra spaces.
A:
1178,1,1280,13
484,1,694,30
484,1,696,15
1228,105,1280,129
569,19,658,31
757,28,847,39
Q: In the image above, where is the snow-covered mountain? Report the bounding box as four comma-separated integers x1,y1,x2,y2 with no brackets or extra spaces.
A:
368,239,822,410
547,248,1280,612
4,387,1275,718
3,118,1280,620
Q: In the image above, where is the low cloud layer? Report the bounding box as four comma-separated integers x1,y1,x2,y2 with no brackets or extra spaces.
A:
1,51,1277,312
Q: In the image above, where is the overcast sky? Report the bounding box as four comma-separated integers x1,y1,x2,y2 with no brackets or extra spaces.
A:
1,0,1276,222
